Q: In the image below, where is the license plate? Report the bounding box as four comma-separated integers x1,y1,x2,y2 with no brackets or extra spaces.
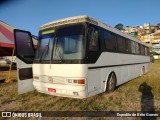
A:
48,88,56,93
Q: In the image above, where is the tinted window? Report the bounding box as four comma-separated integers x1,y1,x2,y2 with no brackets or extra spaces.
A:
117,36,125,52
147,47,150,56
88,27,99,51
56,25,84,36
145,47,148,56
125,39,131,53
135,42,140,54
15,31,35,63
131,41,136,54
104,31,116,51
138,43,141,54
141,45,145,55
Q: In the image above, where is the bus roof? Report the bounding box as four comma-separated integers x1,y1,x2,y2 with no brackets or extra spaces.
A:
40,15,148,47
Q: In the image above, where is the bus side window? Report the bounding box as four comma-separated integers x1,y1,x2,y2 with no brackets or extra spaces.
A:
135,42,140,54
88,27,99,51
138,43,141,55
117,36,125,52
141,45,145,55
125,39,131,53
145,47,148,56
131,41,136,54
147,47,150,56
104,31,116,51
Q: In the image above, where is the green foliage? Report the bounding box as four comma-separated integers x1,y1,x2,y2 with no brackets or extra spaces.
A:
135,32,138,36
115,23,124,30
151,29,155,33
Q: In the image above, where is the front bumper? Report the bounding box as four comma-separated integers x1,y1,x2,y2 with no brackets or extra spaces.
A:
33,81,87,98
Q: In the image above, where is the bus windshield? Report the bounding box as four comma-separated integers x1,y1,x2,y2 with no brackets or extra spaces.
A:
35,24,85,62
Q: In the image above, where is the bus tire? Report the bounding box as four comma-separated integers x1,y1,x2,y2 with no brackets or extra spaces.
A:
106,72,117,94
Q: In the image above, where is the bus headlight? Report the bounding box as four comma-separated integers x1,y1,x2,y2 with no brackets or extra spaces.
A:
67,79,85,85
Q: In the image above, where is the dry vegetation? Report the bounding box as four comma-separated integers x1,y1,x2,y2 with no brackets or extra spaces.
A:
0,61,160,119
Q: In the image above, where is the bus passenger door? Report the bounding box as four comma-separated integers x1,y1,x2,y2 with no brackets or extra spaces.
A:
87,26,101,93
14,29,35,94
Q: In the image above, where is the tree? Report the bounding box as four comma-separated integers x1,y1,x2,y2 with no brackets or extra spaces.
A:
151,29,155,33
135,31,138,36
115,23,124,30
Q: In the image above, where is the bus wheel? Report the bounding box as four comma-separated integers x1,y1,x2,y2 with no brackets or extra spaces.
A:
106,72,117,94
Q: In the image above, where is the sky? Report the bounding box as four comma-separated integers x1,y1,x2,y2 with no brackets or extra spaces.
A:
0,0,160,36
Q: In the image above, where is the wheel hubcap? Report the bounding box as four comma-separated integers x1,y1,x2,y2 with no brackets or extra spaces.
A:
109,74,114,90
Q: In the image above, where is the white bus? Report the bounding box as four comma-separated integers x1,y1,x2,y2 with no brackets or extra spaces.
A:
14,16,150,98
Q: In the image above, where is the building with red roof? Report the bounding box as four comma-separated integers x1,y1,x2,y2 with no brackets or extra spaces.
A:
0,21,15,56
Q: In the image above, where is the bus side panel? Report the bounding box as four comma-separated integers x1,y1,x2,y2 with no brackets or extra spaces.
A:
87,69,101,94
87,66,121,94
87,52,150,96
127,65,135,81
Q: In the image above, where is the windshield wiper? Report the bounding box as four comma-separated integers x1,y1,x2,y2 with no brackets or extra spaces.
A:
54,38,64,63
39,38,51,62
